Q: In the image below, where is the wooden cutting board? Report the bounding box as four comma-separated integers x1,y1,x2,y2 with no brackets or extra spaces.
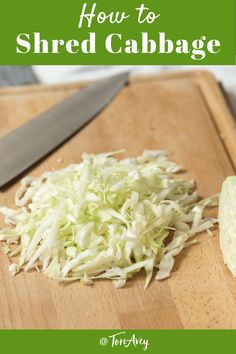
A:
0,71,236,329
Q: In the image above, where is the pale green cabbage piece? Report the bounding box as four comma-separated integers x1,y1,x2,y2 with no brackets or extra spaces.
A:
0,150,218,288
219,176,236,276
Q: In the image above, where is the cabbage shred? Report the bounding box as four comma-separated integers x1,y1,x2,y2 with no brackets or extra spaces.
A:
0,151,218,288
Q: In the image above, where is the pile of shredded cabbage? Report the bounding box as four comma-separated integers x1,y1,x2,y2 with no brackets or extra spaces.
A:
0,150,218,288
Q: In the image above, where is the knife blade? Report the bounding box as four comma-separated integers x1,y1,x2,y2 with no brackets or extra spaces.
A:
0,72,129,188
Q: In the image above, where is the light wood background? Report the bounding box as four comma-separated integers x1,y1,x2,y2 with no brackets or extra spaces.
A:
0,71,236,329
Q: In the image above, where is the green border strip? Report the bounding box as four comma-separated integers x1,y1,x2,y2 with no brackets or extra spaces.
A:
0,330,236,353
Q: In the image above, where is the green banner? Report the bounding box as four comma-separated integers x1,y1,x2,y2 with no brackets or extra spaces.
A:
0,0,235,64
0,330,236,353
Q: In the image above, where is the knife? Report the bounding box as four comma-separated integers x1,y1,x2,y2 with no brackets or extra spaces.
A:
0,72,129,188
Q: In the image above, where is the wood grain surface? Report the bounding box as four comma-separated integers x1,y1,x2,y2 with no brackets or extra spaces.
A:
0,71,236,329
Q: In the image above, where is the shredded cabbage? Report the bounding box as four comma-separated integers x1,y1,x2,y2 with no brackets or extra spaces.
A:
0,150,218,288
